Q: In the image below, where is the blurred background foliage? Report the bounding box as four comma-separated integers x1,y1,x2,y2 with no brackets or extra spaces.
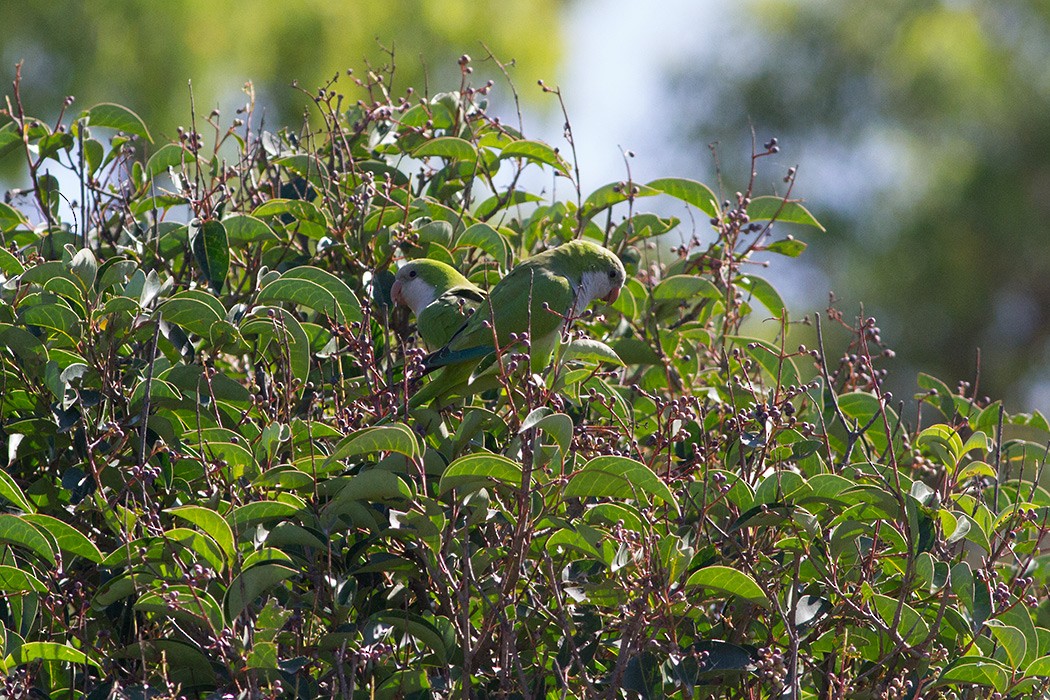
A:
3,0,1050,413
0,0,560,136
673,0,1050,413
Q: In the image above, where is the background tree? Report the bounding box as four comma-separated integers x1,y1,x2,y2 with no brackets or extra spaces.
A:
0,0,560,136
675,0,1050,410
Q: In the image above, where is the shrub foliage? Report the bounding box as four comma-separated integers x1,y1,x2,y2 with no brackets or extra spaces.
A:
0,62,1048,699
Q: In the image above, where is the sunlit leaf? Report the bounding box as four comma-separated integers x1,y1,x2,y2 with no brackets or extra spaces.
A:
439,452,522,494
686,566,771,609
84,103,152,142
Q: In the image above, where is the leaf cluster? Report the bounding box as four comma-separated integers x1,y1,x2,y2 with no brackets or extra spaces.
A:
0,61,1046,700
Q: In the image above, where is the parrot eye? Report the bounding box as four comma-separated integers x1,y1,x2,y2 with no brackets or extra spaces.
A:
608,270,617,279
409,270,417,278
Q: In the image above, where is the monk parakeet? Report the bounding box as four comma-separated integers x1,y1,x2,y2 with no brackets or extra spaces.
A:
411,239,626,407
391,259,486,351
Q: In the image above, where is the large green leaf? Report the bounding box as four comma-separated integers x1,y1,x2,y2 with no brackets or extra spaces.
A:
564,456,679,513
737,274,786,320
227,501,300,532
136,584,225,632
935,657,1009,693
498,140,570,175
0,514,55,565
686,565,771,609
84,103,152,142
0,566,46,593
413,136,478,162
746,196,825,230
327,424,420,464
223,214,278,243
167,505,236,562
562,339,624,366
252,198,329,231
646,177,719,218
7,641,100,669
157,290,225,338
457,223,512,268
0,472,34,513
652,275,721,301
369,611,449,665
225,564,297,620
22,514,102,563
257,266,362,325
580,182,661,221
439,452,523,495
190,219,230,293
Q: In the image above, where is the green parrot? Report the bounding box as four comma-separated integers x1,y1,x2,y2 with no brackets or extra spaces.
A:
391,259,487,351
411,239,626,408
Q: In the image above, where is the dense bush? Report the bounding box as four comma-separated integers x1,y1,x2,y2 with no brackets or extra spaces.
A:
0,60,1048,699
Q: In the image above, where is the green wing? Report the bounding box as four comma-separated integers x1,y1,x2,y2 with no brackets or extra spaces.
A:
417,286,486,351
448,265,575,353
410,268,575,408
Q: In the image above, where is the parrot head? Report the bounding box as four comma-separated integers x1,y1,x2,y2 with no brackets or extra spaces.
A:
391,259,472,316
560,240,626,311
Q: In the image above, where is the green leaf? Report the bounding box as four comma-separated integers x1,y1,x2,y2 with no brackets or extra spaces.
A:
766,237,807,257
686,565,771,609
22,514,102,563
998,598,1039,666
190,219,229,293
917,372,957,419
1025,655,1050,677
0,248,25,277
0,202,29,232
413,136,478,162
499,140,570,175
69,248,98,290
580,182,660,220
21,302,81,342
456,223,512,268
157,290,225,338
325,471,413,504
0,514,55,565
564,456,679,513
475,190,544,220
0,565,46,593
84,103,152,142
562,338,624,366
247,641,278,670
252,198,329,231
439,452,523,495
240,307,310,389
167,505,236,562
652,275,721,301
327,424,420,464
7,641,99,669
144,142,188,180
986,620,1027,670
259,266,362,325
224,564,297,620
0,471,34,513
136,584,225,632
370,611,449,665
227,501,300,532
747,196,825,230
936,657,1009,693
867,589,929,645
737,275,786,320
646,177,719,218
520,409,574,455
223,214,278,243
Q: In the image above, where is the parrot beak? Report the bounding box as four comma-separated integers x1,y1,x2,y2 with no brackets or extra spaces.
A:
603,287,621,304
391,279,404,306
